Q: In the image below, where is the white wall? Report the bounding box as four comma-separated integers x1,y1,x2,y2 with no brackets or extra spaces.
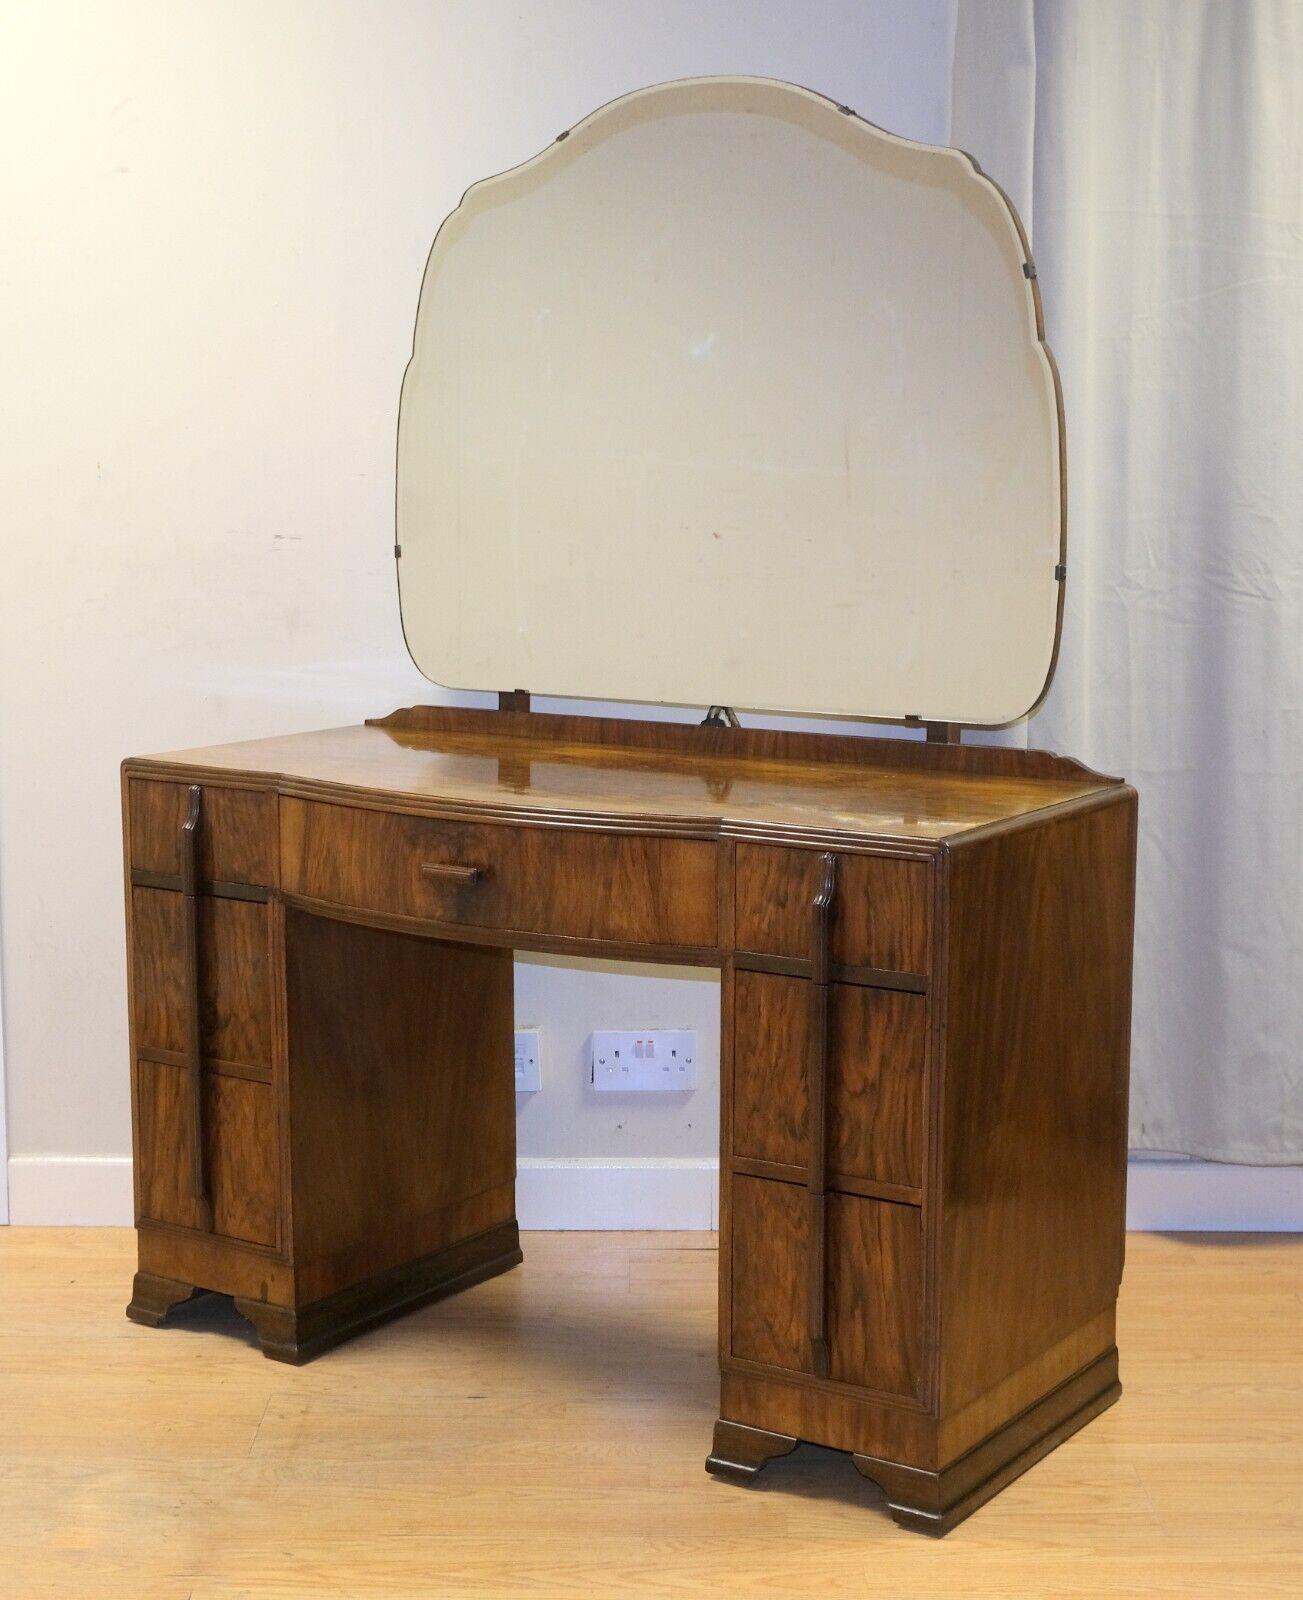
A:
0,0,958,1218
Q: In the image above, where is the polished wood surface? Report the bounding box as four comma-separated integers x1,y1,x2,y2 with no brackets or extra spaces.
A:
280,795,717,947
852,1350,1121,1536
730,1176,924,1400
129,705,1119,846
9,1229,1300,1597
134,1062,278,1245
283,910,519,1313
734,842,933,969
939,792,1137,1414
732,972,927,1189
120,706,1137,1532
129,775,275,883
130,889,273,1067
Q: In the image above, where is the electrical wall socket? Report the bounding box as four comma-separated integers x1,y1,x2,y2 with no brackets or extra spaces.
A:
590,1029,697,1092
514,1028,542,1091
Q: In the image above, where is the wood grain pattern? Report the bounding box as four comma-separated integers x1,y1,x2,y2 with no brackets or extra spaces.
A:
124,1271,202,1327
10,1229,1296,1592
853,1349,1121,1535
804,853,836,1379
130,889,273,1068
734,845,933,971
125,704,1121,849
729,1176,807,1373
127,777,275,884
135,1061,278,1246
279,797,718,949
177,784,214,1233
135,1223,293,1304
719,1366,935,1462
732,972,927,1189
728,1176,923,1401
283,908,519,1304
368,705,1115,786
937,791,1138,1413
234,1220,523,1364
705,1419,797,1481
119,707,1138,1533
939,1308,1116,1462
825,1191,924,1401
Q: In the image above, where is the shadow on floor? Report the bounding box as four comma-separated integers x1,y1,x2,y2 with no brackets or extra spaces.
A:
151,1273,896,1519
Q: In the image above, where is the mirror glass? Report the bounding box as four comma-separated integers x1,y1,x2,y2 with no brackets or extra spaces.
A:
397,77,1062,726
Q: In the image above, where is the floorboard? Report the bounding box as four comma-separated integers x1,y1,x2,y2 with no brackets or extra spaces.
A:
0,1228,1298,1597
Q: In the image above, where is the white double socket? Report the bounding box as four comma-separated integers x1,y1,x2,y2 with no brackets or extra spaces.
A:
590,1029,697,1092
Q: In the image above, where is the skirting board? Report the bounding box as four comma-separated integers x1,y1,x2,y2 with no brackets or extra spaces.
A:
5,1154,1301,1230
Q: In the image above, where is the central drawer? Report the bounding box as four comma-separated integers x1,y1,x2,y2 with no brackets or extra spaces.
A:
279,797,718,949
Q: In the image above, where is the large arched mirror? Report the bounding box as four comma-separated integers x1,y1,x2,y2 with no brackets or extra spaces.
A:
396,76,1063,728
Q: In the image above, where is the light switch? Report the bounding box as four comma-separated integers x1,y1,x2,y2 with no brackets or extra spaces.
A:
514,1028,542,1091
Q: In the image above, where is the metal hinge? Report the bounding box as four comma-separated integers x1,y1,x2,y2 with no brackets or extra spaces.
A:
1055,562,1067,581
393,543,402,559
1023,261,1037,279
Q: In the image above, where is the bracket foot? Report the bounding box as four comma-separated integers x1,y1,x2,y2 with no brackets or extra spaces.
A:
705,1419,798,1483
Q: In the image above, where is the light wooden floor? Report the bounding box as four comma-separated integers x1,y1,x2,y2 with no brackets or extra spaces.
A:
0,1230,1299,1598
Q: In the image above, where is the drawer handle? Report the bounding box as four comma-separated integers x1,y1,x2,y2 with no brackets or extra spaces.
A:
420,861,486,886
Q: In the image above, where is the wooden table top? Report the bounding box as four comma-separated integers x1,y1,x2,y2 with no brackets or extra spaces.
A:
129,707,1119,846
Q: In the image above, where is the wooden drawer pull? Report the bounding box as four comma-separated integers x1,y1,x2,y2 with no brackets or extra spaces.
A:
419,861,486,885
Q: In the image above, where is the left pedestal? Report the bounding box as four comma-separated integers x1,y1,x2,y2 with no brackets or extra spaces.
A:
123,774,521,1362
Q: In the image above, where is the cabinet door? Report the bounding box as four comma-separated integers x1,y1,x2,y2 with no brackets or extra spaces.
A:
733,971,927,1192
729,1174,924,1401
129,884,279,1247
135,1060,278,1246
130,888,272,1069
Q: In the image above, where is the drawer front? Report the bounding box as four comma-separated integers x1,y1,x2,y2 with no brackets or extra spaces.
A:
135,1059,278,1246
732,971,927,1191
729,1175,924,1401
279,798,718,949
130,888,272,1070
734,844,932,974
128,778,275,886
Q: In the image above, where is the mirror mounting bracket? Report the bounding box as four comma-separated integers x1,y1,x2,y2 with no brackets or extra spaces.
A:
905,715,963,744
702,706,742,729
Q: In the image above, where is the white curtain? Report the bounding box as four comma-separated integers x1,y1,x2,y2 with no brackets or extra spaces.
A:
953,0,1302,1161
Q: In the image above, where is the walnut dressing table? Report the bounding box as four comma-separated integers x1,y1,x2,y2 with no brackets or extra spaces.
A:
121,79,1136,1535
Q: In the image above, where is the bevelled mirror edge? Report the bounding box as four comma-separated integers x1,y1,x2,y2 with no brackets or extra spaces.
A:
393,74,1066,732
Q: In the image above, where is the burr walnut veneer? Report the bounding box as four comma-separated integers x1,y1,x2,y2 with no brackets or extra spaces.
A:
122,704,1136,1535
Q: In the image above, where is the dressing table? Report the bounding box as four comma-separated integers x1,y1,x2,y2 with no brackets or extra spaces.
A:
121,78,1136,1535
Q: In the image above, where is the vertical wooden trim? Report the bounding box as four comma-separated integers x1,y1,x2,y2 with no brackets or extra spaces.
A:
806,852,838,1379
122,768,144,1226
921,846,950,1414
179,785,213,1232
717,838,736,1365
1114,794,1140,1290
268,894,293,1261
